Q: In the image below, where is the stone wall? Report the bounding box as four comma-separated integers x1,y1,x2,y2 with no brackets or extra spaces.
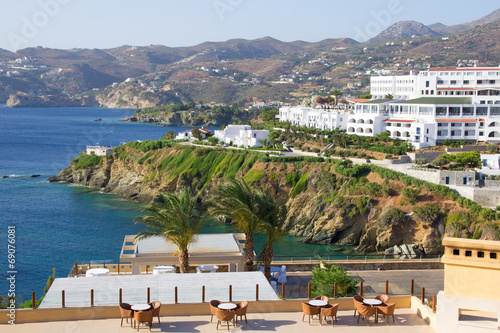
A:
407,152,445,163
445,145,487,153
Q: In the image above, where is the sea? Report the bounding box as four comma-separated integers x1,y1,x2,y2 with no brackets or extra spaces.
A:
0,106,353,302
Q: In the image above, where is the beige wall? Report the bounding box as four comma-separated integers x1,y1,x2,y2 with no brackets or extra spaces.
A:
0,297,411,324
444,264,500,300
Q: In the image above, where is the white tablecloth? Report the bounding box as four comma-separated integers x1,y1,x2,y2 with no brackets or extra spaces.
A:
152,266,175,274
196,265,218,273
86,268,110,277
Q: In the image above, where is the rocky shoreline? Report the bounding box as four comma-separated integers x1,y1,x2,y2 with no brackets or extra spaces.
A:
48,146,449,254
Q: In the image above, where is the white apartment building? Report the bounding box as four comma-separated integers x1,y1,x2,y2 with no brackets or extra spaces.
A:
214,125,269,148
279,66,500,149
278,106,350,131
371,67,500,103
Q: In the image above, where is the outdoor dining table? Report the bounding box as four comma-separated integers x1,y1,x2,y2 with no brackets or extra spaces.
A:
363,299,382,306
218,303,237,310
309,300,328,307
85,268,110,277
131,304,151,311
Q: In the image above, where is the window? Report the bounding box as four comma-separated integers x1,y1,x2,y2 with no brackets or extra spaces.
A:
437,80,444,85
491,253,497,259
480,132,484,136
453,249,460,255
426,128,429,134
451,80,457,85
465,250,472,257
478,252,485,258
477,80,483,84
425,81,430,87
464,80,469,84
416,128,421,134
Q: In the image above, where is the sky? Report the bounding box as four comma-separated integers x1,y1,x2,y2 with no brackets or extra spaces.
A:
0,0,498,52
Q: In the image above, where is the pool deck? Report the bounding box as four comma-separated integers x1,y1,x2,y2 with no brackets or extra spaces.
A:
2,308,435,332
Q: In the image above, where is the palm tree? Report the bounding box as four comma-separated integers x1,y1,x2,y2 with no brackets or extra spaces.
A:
207,178,261,271
385,93,394,100
331,89,342,105
258,196,287,281
135,189,209,273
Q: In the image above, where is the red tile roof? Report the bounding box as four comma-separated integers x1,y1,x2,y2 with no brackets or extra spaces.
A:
436,88,477,91
348,99,370,103
384,119,415,123
435,119,477,123
199,129,212,134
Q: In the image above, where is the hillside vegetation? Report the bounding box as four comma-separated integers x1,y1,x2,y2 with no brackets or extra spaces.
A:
49,142,500,253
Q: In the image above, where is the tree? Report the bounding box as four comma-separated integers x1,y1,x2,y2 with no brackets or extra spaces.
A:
385,93,394,100
207,178,262,271
432,155,448,167
330,89,342,105
44,268,56,294
311,260,359,297
135,189,209,273
191,128,203,141
258,196,287,281
163,130,176,140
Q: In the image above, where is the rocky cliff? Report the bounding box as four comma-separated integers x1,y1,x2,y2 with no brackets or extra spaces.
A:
49,143,498,253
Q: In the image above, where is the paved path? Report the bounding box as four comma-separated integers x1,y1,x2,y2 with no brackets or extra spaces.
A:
281,269,443,299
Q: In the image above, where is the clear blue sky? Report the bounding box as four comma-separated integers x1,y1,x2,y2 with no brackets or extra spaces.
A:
1,0,498,51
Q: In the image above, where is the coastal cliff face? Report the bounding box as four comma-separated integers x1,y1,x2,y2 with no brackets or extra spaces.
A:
6,92,98,108
49,144,480,253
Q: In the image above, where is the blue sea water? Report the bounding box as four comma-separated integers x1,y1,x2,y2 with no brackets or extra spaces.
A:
0,107,352,302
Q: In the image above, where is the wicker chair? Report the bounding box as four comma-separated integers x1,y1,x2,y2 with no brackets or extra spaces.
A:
148,301,161,324
320,303,339,326
301,302,321,325
215,309,235,331
314,295,330,304
235,301,248,324
352,295,365,317
375,294,390,305
355,302,377,326
377,303,396,325
134,310,152,332
119,303,134,327
209,300,221,323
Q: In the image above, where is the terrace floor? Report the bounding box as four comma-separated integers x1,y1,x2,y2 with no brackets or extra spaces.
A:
4,309,434,332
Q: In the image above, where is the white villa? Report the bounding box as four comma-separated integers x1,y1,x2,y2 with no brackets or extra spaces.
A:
214,125,269,148
175,128,213,140
279,66,500,149
86,145,113,156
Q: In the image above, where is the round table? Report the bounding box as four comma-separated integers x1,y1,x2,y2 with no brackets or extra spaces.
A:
363,299,382,306
85,268,110,277
131,304,151,311
309,300,327,307
218,303,237,310
152,266,175,274
197,265,219,273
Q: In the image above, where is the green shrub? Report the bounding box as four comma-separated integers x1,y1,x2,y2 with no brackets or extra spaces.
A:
413,204,442,224
71,155,103,170
242,169,265,184
291,173,309,197
207,136,219,145
379,207,408,227
414,158,427,165
311,260,359,298
487,144,498,154
402,187,420,205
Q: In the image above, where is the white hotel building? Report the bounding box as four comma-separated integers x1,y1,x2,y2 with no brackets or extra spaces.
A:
279,66,500,149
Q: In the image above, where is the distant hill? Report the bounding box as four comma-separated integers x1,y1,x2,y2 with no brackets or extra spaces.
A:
1,8,499,107
430,8,500,35
367,21,440,44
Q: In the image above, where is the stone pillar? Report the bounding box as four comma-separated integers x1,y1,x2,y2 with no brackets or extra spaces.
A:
131,263,141,275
